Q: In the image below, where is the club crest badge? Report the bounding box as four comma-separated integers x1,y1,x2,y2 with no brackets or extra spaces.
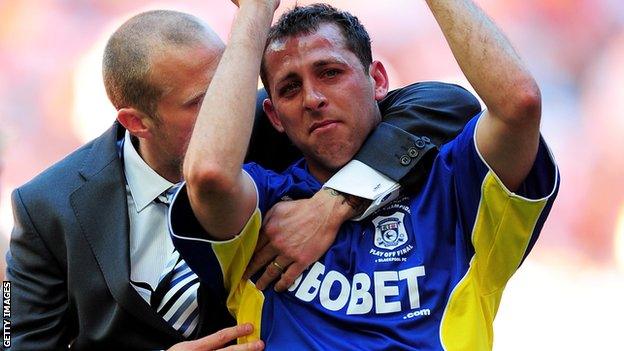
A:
372,212,408,250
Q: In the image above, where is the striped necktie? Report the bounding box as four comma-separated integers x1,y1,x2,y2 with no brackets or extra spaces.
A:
152,186,200,338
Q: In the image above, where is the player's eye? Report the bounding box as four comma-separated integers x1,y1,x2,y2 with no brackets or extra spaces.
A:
279,81,301,97
322,69,341,78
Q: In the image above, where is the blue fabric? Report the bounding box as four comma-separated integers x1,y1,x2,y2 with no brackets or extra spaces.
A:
171,113,559,350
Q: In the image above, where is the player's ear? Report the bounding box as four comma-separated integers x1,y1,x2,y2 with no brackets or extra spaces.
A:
117,108,154,139
263,98,285,133
370,60,389,101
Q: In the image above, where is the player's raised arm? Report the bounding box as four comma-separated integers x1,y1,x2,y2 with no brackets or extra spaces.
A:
183,0,280,239
425,0,541,191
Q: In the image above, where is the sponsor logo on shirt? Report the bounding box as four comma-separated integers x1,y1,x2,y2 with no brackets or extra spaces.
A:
288,262,427,316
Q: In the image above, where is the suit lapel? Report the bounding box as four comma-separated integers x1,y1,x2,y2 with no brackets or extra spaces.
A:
70,123,183,341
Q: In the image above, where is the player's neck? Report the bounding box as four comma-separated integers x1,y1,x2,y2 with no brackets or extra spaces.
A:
306,159,336,184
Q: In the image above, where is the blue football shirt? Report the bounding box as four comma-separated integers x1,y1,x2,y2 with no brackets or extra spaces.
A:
170,113,559,350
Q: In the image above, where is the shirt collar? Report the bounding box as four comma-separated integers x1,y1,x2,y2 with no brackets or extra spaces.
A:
123,131,174,212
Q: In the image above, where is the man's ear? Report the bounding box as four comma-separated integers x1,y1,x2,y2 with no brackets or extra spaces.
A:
370,60,389,101
262,98,285,133
116,108,153,139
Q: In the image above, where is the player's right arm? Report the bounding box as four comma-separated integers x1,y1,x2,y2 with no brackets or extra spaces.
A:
182,0,279,239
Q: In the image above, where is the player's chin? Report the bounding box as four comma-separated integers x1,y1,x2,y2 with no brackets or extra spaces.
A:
315,142,358,170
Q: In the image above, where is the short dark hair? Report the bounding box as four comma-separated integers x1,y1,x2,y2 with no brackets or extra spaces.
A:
260,3,372,96
102,10,211,119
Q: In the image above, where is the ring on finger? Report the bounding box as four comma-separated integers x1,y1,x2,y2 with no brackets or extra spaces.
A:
271,260,285,274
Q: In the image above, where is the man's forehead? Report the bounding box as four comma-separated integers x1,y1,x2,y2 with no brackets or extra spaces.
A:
150,43,219,98
263,23,353,81
266,23,348,55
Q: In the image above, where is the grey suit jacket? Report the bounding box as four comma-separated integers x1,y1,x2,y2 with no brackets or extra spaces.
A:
6,122,233,350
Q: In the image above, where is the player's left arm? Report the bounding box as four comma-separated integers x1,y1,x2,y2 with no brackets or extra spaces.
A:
426,0,541,189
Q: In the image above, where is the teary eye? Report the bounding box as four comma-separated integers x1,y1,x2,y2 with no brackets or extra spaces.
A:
279,81,301,97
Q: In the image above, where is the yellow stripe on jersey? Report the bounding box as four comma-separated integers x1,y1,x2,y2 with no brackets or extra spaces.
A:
440,172,549,350
211,209,265,343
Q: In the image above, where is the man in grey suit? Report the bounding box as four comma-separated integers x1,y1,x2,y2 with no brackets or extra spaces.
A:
6,11,260,351
5,8,479,351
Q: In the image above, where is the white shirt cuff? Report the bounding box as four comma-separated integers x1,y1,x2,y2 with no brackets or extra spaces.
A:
324,160,401,221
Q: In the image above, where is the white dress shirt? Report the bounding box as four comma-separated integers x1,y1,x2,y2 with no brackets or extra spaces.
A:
325,160,400,220
122,131,175,302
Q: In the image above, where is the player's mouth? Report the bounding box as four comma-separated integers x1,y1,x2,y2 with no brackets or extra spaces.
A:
309,120,340,134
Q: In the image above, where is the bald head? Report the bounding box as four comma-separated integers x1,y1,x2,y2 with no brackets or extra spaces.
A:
103,10,224,119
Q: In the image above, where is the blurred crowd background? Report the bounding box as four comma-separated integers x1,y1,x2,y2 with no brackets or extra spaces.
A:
1,0,623,349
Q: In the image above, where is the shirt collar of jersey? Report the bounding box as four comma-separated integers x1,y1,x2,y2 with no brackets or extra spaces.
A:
122,130,174,212
284,158,323,193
